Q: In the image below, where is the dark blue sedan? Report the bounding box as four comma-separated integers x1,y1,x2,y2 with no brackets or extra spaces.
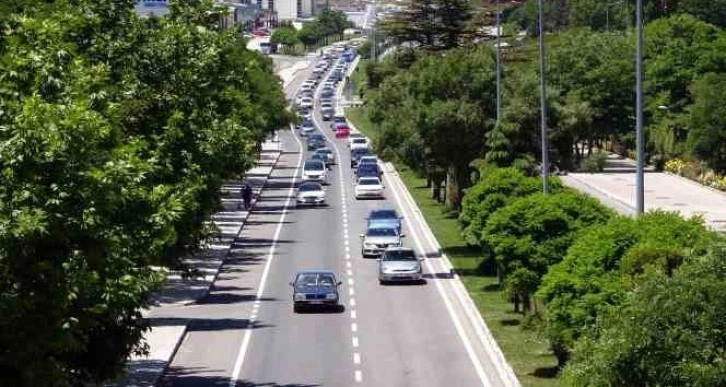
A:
290,270,342,312
367,208,403,234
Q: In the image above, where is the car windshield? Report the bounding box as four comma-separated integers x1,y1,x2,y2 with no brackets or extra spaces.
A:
358,178,380,185
367,227,397,237
370,210,398,220
296,273,336,288
359,157,376,164
334,117,346,122
382,250,416,261
298,182,322,192
304,161,324,170
317,148,331,154
358,164,377,172
352,138,366,144
308,135,324,141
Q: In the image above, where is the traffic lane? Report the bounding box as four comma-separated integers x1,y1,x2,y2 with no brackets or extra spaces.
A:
336,154,486,387
383,168,516,386
159,144,303,387
236,127,355,386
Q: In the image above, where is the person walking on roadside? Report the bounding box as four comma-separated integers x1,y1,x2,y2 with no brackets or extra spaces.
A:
239,182,253,210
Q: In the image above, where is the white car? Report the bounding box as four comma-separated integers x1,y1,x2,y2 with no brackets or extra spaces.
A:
350,137,369,151
296,181,326,207
355,176,384,199
299,97,313,109
303,159,328,184
348,132,365,147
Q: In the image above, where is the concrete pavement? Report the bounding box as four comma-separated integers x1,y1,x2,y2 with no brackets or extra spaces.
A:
562,154,726,232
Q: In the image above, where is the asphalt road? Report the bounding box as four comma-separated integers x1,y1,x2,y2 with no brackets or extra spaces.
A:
158,56,517,387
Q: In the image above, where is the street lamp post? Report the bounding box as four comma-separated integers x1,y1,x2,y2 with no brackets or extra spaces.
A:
635,0,645,214
495,0,502,123
537,0,549,193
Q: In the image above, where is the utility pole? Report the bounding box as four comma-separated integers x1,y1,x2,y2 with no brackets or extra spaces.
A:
495,0,502,123
537,0,549,193
635,0,645,214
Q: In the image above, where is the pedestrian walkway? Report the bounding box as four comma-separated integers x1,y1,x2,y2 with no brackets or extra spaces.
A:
108,139,282,387
562,153,726,232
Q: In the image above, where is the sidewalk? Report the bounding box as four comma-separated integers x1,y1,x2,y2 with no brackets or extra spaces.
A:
562,153,726,232
108,139,282,387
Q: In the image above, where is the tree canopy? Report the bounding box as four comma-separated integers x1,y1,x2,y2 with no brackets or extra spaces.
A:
0,1,291,385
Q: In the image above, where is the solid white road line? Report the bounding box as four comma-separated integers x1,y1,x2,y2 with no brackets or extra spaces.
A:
383,170,492,387
228,124,304,387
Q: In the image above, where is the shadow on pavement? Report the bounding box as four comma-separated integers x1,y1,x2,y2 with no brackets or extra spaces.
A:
381,279,427,286
294,304,345,314
238,382,321,387
159,366,229,387
199,293,278,305
422,272,455,280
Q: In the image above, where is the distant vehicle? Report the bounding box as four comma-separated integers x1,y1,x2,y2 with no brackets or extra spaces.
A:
335,125,350,138
378,247,422,284
347,132,365,146
259,41,271,55
299,96,313,110
295,181,326,207
303,159,328,184
360,224,403,257
300,119,315,136
314,147,335,166
355,162,381,179
321,88,334,98
290,270,342,312
354,176,384,200
350,147,372,168
306,134,326,151
350,137,369,151
331,115,347,129
367,208,403,234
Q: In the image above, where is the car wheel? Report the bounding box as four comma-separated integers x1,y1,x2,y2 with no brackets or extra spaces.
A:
379,279,386,285
293,303,301,313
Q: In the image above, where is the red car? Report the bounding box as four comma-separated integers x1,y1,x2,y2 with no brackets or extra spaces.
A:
335,125,350,138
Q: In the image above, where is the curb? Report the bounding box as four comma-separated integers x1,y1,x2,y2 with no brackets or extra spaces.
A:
562,174,636,214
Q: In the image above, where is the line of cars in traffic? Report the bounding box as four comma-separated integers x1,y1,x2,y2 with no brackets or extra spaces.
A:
289,41,424,312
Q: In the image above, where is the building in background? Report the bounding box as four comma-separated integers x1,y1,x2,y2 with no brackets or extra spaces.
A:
134,0,170,17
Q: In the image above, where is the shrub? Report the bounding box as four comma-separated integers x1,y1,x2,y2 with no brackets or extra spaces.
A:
538,211,713,367
580,151,608,172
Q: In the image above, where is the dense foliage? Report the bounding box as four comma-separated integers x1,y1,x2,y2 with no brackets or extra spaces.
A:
562,245,726,386
297,9,355,49
538,212,713,366
0,0,291,385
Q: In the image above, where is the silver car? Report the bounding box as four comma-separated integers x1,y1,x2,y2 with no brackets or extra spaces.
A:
378,247,424,284
360,225,403,257
290,270,342,312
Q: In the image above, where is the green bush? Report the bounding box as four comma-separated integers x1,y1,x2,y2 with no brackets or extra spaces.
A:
562,246,726,386
482,191,612,312
581,151,608,172
538,211,713,367
459,167,549,247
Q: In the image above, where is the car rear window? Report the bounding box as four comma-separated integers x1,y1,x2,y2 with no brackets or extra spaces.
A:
358,178,380,185
304,161,324,170
382,250,416,261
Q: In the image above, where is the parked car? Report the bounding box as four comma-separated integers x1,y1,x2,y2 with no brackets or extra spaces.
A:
378,247,423,284
354,176,384,199
367,208,403,234
360,224,403,257
302,159,328,184
295,181,326,207
290,270,342,312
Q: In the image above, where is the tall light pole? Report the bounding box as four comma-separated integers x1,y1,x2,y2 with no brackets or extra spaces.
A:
537,0,549,193
495,0,502,123
635,0,645,214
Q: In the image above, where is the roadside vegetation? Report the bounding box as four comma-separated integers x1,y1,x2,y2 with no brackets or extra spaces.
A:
271,11,356,55
0,1,292,385
347,0,726,385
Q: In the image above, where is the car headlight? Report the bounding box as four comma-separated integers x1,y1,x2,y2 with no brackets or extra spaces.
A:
325,293,337,300
294,293,305,301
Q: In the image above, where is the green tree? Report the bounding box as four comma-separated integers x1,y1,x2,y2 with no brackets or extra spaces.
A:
271,26,300,52
483,191,611,312
562,246,726,386
679,0,726,28
686,73,726,173
538,211,712,366
381,0,472,51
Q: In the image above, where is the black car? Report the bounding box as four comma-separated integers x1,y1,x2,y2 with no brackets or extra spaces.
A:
306,134,326,151
290,270,342,312
356,162,381,179
321,88,334,98
350,148,372,168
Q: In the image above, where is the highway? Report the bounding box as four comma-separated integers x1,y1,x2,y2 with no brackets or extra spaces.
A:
157,55,518,387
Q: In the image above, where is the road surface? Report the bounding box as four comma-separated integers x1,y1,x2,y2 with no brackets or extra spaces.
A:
157,56,518,387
